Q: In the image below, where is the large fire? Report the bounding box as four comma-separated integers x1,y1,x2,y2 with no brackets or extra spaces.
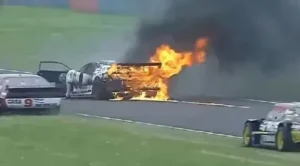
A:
108,38,208,100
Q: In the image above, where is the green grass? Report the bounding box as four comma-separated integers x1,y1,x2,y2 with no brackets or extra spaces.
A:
0,6,137,71
0,115,299,166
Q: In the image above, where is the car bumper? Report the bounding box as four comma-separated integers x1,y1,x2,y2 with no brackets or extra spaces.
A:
2,98,61,109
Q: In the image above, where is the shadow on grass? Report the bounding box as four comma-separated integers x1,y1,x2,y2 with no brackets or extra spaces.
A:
240,143,300,153
0,109,59,116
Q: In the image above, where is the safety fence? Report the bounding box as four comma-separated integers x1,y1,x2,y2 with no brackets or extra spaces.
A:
3,0,169,17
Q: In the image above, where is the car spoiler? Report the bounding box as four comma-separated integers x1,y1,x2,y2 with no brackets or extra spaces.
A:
109,62,162,75
6,87,65,98
115,62,162,67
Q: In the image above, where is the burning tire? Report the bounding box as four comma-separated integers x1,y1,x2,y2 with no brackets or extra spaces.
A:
92,77,113,100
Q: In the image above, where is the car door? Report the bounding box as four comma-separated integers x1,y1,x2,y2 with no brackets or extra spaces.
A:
71,63,96,94
37,61,71,86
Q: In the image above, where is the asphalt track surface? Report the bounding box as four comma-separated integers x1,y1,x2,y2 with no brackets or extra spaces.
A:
61,98,275,136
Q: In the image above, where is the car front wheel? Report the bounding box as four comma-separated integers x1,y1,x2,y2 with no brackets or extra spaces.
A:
275,125,294,152
243,122,253,147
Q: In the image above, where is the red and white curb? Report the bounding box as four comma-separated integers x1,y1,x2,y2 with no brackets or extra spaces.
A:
76,113,242,139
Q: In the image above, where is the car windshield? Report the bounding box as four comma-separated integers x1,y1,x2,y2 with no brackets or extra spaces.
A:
0,76,50,88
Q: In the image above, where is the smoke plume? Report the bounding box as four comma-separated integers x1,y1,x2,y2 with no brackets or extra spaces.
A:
125,0,300,101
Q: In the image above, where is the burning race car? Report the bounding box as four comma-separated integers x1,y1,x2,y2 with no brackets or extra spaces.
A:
37,60,162,100
243,102,300,151
0,69,64,115
37,38,209,101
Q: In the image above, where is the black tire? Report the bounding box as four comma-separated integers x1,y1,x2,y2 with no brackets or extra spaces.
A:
242,122,254,147
242,121,260,147
275,125,294,152
92,77,113,100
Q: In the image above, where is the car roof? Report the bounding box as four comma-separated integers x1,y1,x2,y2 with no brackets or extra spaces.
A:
96,60,116,63
274,102,300,109
95,60,115,65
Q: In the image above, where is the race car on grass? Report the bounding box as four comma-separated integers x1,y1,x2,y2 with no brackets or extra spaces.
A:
243,102,300,151
37,60,162,100
0,69,64,115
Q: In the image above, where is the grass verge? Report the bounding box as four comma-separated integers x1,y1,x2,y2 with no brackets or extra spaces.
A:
0,115,299,166
0,6,137,71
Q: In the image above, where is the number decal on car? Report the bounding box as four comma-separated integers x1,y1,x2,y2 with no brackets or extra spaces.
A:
73,85,92,93
24,99,33,107
265,122,278,132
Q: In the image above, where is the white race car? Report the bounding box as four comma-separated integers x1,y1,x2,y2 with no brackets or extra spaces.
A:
0,70,64,115
243,102,300,151
37,60,162,100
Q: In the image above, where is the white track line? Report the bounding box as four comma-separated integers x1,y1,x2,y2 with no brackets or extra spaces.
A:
76,113,242,139
110,99,250,109
242,98,278,104
180,101,250,108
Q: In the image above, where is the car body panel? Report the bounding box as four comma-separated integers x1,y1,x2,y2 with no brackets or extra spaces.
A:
5,98,61,109
0,72,64,111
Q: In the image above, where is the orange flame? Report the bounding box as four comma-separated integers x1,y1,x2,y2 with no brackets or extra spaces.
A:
109,38,208,100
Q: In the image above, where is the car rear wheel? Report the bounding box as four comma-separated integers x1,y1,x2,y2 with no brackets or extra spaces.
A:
275,125,294,152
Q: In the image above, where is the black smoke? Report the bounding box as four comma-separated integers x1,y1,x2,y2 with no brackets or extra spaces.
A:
124,0,300,101
126,0,300,72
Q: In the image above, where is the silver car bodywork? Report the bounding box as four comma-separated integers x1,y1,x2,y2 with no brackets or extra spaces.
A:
0,72,63,111
243,102,300,151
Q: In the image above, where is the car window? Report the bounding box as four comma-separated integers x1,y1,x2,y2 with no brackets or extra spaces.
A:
79,63,96,75
40,62,70,71
79,64,89,73
266,109,285,121
1,76,50,87
85,64,96,75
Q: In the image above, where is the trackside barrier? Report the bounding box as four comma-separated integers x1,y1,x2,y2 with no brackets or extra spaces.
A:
3,0,69,8
69,0,99,13
3,0,170,18
98,0,170,17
